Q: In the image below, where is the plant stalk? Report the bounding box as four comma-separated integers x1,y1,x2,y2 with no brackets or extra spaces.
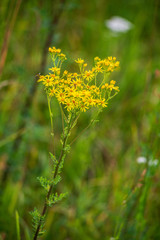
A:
33,114,73,240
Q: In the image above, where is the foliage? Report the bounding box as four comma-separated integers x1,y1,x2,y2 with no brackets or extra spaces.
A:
0,0,160,239
30,46,119,239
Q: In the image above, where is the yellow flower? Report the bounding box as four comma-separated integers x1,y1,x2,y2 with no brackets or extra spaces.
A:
108,56,112,61
113,86,120,91
86,98,96,106
94,57,100,62
49,47,55,53
56,48,61,53
38,46,120,112
49,88,56,97
110,80,116,85
59,53,66,59
37,75,45,82
108,84,113,90
44,77,54,87
80,103,89,112
73,73,78,77
49,46,59,53
100,99,107,108
95,65,103,73
49,67,60,73
63,70,68,75
75,58,84,64
114,61,120,67
104,61,110,66
83,70,94,81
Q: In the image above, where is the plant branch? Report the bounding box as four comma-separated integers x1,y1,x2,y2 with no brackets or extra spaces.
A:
70,110,100,145
33,113,73,240
47,96,55,155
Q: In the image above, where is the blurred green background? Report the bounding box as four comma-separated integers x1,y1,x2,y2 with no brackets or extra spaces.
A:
0,0,160,239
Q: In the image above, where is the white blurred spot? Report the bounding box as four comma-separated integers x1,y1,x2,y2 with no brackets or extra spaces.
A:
137,157,159,167
148,159,159,166
105,16,133,33
137,156,147,164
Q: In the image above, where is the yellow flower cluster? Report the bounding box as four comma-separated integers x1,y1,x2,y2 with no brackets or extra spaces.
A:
38,47,120,112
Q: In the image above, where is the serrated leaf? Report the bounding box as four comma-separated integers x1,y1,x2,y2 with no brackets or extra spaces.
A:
49,152,58,164
52,175,61,185
37,176,51,191
30,208,45,237
64,144,70,153
47,192,68,207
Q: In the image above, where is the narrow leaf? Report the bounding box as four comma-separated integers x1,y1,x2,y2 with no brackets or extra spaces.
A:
15,210,21,240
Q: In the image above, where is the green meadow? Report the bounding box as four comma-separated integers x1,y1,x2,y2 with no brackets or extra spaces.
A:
0,0,160,239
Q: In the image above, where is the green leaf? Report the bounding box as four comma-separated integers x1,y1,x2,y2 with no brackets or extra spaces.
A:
52,175,61,185
15,210,21,240
64,144,70,153
49,152,58,165
37,176,51,191
30,208,45,237
47,192,68,207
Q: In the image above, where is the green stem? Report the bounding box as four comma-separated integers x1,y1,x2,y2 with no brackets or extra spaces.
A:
47,96,55,154
70,110,100,145
99,72,107,88
33,113,74,240
107,91,118,101
95,74,97,85
59,103,68,134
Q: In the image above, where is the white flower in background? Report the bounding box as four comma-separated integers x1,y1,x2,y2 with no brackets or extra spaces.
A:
137,156,147,164
148,159,159,166
137,156,159,167
105,16,133,33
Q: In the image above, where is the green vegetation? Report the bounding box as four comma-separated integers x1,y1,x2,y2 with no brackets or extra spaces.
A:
0,0,160,239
